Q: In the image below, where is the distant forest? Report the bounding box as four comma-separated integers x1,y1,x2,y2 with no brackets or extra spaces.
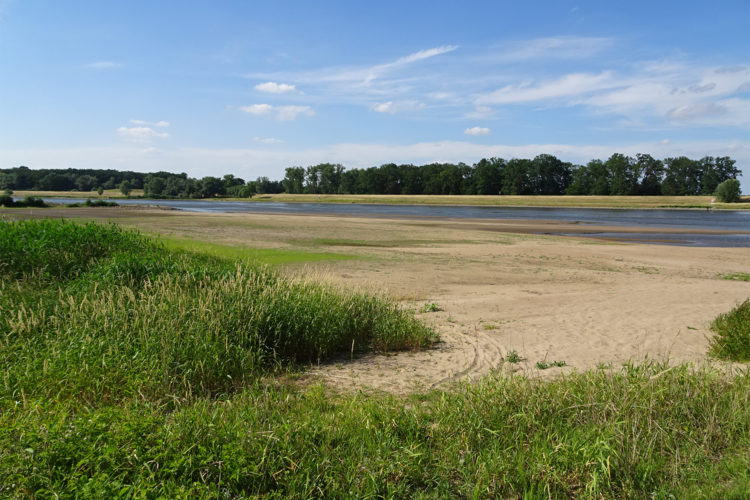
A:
1,154,741,198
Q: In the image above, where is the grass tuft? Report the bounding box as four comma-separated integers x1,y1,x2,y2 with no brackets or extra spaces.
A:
709,299,750,362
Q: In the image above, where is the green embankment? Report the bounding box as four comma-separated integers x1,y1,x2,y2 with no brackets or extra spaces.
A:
1,219,748,498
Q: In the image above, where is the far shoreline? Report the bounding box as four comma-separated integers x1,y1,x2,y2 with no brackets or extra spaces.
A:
11,190,750,210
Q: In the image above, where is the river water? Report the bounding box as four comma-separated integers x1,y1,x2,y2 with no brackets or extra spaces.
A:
41,198,750,247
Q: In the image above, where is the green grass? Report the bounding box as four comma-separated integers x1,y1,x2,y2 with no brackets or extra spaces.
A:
2,364,748,498
720,272,750,282
159,236,356,266
2,219,749,497
709,299,750,362
504,350,525,363
0,220,435,408
420,302,442,313
536,360,567,370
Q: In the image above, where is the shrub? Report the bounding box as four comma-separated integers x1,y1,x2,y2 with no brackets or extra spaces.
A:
714,178,741,203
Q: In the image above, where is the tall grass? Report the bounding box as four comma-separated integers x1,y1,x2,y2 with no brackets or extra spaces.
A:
2,364,748,498
1,219,435,406
710,299,750,362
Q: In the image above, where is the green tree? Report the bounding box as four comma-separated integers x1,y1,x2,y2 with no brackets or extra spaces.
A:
636,154,664,195
502,159,532,195
282,167,305,194
199,177,226,198
118,180,132,196
714,179,741,203
606,154,638,195
97,186,104,196
144,176,166,197
662,157,701,195
473,158,504,195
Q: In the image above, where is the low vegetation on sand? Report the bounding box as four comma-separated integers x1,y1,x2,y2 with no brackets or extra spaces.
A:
1,219,748,497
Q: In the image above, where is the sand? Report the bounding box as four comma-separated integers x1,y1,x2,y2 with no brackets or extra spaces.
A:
9,206,750,393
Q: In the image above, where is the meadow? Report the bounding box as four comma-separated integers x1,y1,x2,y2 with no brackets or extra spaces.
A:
1,217,748,498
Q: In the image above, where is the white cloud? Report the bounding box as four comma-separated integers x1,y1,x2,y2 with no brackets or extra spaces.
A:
276,105,314,121
86,61,123,69
240,104,273,115
667,102,727,121
253,137,283,144
371,100,424,114
393,45,458,66
489,36,615,62
239,104,314,121
478,72,617,105
117,126,169,142
464,126,490,136
130,119,169,127
373,101,394,114
255,81,296,93
247,45,457,91
465,105,494,119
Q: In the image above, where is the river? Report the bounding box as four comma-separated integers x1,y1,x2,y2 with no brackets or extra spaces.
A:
40,198,750,247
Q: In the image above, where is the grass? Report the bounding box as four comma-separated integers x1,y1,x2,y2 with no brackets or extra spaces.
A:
159,236,356,266
0,220,436,407
2,218,750,497
504,350,525,363
720,272,750,282
236,193,750,210
3,364,748,498
12,188,144,199
420,302,442,313
709,299,750,362
536,360,568,370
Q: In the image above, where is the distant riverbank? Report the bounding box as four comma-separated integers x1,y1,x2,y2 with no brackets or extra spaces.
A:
11,190,750,209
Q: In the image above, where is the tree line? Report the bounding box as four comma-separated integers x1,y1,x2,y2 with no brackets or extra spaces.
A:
1,153,741,199
283,154,741,197
0,167,283,198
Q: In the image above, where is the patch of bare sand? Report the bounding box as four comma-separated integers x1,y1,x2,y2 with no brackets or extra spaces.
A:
296,219,749,393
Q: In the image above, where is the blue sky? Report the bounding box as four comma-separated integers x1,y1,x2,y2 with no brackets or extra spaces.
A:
1,0,749,189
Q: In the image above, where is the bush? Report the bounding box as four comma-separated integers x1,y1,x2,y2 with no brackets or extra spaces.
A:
714,178,741,203
709,299,750,361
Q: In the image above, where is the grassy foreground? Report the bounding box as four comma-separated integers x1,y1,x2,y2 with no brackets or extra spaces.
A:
1,220,749,498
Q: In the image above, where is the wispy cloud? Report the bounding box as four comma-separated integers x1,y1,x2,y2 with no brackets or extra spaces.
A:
477,72,617,105
464,126,490,136
129,119,169,127
255,81,296,93
253,137,283,144
117,126,169,142
487,36,615,62
371,100,425,114
239,104,314,121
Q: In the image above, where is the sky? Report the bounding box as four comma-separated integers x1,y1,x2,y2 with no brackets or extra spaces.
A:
1,0,749,189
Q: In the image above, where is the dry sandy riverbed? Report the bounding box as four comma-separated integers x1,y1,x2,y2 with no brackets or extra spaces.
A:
9,206,750,393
